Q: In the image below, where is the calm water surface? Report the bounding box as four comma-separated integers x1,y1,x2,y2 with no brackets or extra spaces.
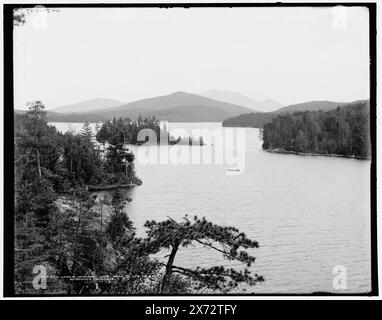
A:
50,121,371,293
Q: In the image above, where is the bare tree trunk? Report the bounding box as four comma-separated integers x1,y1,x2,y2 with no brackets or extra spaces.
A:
100,201,103,232
71,200,82,278
160,243,179,294
36,149,42,179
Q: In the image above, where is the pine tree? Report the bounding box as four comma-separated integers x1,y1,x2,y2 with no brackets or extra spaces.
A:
81,121,93,142
141,215,264,293
106,190,134,244
25,101,48,179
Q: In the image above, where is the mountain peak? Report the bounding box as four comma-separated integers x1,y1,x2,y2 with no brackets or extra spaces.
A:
198,89,283,112
170,91,189,96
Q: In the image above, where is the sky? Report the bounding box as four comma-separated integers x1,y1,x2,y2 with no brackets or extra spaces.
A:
14,6,370,110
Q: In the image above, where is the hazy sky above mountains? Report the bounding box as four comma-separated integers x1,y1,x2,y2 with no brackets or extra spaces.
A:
14,6,370,110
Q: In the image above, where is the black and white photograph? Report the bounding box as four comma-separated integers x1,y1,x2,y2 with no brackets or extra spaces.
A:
2,1,378,300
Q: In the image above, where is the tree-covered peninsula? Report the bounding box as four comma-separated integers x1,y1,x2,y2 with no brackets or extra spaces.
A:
261,101,370,158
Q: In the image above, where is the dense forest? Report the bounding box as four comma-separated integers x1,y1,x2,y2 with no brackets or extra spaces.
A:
14,101,263,294
261,101,370,158
96,115,161,145
15,106,140,189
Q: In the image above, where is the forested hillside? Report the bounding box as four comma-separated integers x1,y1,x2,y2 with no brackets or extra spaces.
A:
222,112,276,128
261,101,370,158
222,100,361,129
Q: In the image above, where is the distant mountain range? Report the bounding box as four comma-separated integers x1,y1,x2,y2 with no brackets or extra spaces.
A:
93,91,252,122
14,92,366,124
23,91,252,123
14,109,109,123
222,99,368,128
52,98,124,113
198,89,283,112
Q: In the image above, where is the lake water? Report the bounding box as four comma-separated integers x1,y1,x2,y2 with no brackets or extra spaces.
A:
50,121,371,294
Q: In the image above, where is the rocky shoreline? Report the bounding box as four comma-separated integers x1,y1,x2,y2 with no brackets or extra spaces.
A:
265,148,370,160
